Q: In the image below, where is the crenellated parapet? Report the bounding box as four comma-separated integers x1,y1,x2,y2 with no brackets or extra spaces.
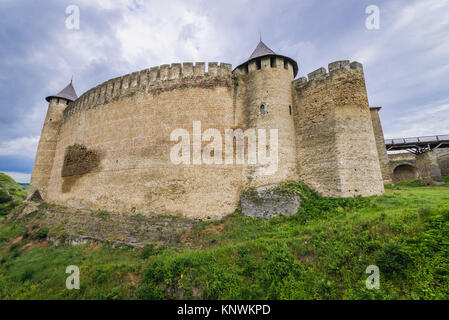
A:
292,59,384,197
293,60,363,90
63,62,232,123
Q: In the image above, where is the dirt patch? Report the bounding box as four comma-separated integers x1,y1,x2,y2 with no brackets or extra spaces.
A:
21,240,49,251
122,272,141,287
297,252,316,264
203,224,225,235
3,236,23,249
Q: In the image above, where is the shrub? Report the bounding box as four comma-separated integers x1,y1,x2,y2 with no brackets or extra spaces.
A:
141,243,156,259
292,194,372,224
35,228,49,240
443,175,449,184
375,242,412,278
0,190,12,204
137,282,165,300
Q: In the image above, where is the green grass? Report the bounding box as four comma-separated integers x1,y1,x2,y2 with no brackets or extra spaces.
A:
0,173,27,217
1,178,449,299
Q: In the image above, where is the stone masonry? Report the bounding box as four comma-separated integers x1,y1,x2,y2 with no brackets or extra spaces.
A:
370,107,392,184
30,41,386,219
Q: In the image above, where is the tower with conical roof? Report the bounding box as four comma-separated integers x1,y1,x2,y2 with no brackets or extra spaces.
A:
29,81,78,200
233,40,299,186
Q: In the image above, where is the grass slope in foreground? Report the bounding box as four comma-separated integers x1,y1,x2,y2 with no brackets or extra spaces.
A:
1,177,449,299
0,173,27,217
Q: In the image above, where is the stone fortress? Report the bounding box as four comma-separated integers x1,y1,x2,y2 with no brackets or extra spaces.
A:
29,41,443,219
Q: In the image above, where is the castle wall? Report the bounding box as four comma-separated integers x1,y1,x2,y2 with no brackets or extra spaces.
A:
388,152,416,161
435,148,449,177
29,98,68,199
292,61,384,197
370,108,392,184
45,63,245,219
388,151,447,183
416,150,443,185
234,56,298,187
32,55,387,219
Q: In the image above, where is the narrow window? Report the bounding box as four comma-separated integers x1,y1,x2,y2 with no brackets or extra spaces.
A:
270,57,276,68
289,105,292,115
260,105,265,115
244,64,248,74
256,59,261,70
284,59,288,70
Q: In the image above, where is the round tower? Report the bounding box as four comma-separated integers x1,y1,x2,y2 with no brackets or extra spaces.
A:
29,81,78,200
233,41,299,186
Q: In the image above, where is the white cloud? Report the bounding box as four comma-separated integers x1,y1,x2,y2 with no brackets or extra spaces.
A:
2,0,449,170
0,136,39,159
384,98,449,138
1,172,31,184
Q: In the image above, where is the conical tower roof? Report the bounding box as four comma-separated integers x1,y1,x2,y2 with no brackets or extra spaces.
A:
234,40,298,77
248,40,276,60
45,81,78,102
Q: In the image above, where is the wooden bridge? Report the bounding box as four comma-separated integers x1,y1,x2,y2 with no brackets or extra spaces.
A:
385,135,449,154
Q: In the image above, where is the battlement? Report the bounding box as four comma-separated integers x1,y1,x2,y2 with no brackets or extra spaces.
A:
63,62,232,122
233,56,295,76
293,60,363,90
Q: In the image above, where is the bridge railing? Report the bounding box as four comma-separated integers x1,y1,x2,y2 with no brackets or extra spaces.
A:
385,135,449,146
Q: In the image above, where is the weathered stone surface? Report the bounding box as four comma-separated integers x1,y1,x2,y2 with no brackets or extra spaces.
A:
11,203,200,248
30,55,386,220
292,62,384,197
416,150,443,185
370,108,392,184
241,184,301,219
29,97,67,200
388,151,447,184
436,148,449,177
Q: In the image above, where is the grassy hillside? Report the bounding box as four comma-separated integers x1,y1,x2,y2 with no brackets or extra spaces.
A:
0,178,449,299
0,173,27,217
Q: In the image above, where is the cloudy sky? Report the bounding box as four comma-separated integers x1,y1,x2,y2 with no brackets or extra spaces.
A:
1,0,449,183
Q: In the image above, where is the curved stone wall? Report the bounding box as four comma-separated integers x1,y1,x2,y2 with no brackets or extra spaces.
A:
233,56,298,187
30,58,386,219
46,62,245,218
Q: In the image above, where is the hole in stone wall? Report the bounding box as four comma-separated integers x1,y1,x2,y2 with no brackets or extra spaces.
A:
28,190,43,202
260,105,265,115
256,59,261,70
270,57,276,68
284,59,288,69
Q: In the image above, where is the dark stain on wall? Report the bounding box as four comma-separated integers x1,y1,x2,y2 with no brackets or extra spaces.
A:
61,144,100,193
